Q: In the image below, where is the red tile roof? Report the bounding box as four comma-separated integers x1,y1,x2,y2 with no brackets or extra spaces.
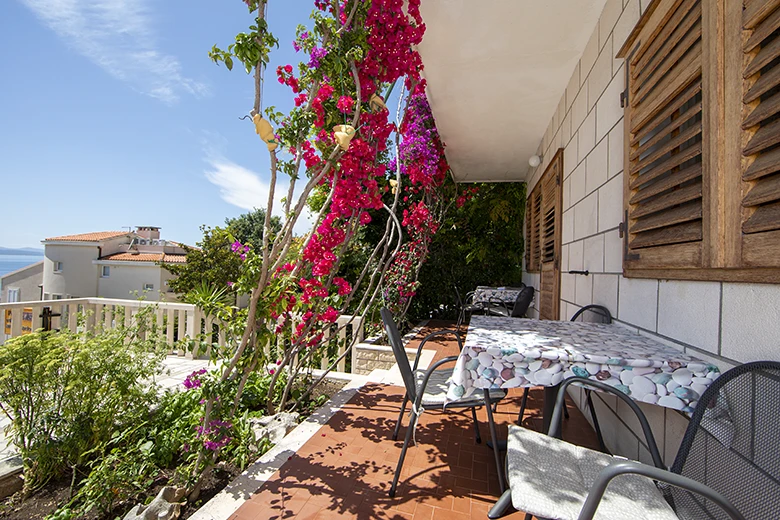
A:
44,231,130,242
99,253,187,264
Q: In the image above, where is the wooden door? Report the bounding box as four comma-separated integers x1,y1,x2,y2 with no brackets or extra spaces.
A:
537,150,563,320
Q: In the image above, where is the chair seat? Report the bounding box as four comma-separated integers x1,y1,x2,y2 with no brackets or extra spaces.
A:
507,425,678,520
415,369,506,407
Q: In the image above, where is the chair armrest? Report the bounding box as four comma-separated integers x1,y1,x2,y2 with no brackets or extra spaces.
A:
414,355,460,405
550,377,664,469
577,461,746,520
412,329,463,371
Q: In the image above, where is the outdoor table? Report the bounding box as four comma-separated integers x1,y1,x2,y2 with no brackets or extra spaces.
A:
472,286,523,305
446,316,721,492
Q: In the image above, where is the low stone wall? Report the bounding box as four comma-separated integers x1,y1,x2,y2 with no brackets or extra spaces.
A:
352,343,416,375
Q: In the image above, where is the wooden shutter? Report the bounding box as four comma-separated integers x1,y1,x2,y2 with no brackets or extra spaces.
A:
623,0,705,270
526,186,542,272
740,0,780,266
537,150,563,321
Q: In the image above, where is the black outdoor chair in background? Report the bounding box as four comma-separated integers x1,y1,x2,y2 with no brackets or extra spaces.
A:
489,361,780,519
454,285,485,329
380,307,507,498
516,305,613,428
485,286,535,318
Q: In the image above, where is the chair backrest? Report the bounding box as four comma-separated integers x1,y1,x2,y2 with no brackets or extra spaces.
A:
669,361,780,519
453,285,463,308
570,304,612,323
380,308,418,402
510,286,534,317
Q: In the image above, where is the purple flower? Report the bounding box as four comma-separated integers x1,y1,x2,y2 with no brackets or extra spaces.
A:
227,281,234,287
183,368,207,389
308,46,328,69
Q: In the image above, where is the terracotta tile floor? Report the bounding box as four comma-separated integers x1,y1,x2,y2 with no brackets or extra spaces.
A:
228,322,601,520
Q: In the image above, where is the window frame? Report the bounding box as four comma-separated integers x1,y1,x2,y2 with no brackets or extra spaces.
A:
7,288,20,303
143,283,154,292
617,0,780,284
53,261,63,273
101,265,110,277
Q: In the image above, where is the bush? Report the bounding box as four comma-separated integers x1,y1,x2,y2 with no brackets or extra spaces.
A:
0,309,167,493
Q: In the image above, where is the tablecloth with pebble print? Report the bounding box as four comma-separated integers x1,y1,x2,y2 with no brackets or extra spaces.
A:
472,286,524,305
447,316,720,413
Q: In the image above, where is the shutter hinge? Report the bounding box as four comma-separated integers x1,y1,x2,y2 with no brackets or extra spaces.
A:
621,210,641,261
620,90,628,109
556,173,561,186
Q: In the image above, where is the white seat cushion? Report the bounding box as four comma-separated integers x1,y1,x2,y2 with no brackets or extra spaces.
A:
415,369,505,406
507,425,679,520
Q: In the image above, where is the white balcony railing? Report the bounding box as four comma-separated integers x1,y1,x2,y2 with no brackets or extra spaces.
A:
0,298,364,372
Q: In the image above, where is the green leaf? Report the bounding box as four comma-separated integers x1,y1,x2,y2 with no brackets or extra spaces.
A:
225,56,234,71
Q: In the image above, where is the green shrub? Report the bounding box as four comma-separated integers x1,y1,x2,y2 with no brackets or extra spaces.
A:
0,310,167,493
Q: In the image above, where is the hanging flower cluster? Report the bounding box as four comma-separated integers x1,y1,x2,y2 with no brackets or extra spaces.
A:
383,85,455,317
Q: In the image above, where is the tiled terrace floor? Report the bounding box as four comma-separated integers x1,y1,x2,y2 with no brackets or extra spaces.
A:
228,322,601,520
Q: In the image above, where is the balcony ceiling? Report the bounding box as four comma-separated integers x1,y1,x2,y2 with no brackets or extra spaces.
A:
418,0,608,183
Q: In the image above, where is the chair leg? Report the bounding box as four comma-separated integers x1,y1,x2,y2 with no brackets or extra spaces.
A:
585,389,606,452
487,489,513,519
484,390,506,493
392,394,409,441
470,407,482,444
389,403,416,498
518,388,529,425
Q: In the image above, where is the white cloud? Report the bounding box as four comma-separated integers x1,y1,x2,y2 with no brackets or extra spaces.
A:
204,156,315,236
20,0,208,103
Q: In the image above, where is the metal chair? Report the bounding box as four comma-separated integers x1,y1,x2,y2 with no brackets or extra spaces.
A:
516,305,613,428
380,307,507,497
488,361,780,519
485,286,535,318
454,285,486,329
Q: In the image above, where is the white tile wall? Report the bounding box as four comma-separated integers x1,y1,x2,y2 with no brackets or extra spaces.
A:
569,239,584,270
658,280,721,355
598,174,623,233
618,277,658,331
585,137,609,196
583,234,605,273
596,66,624,142
592,273,618,316
721,283,780,363
574,192,598,240
578,111,597,164
603,228,623,272
575,274,593,306
607,120,624,179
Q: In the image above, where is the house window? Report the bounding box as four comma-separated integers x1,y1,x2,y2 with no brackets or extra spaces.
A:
7,288,20,302
53,261,63,273
102,266,110,277
618,0,780,282
52,294,63,300
143,283,154,291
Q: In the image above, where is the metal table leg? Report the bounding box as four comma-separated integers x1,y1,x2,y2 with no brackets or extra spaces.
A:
484,389,506,493
542,383,561,435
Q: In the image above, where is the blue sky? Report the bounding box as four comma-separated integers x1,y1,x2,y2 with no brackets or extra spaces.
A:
0,0,320,248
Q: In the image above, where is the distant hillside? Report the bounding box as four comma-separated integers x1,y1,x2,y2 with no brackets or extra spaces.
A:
0,247,44,256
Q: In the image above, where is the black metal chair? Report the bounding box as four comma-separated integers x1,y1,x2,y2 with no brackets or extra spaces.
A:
454,285,486,329
516,305,613,428
485,286,535,318
489,361,780,519
380,307,507,497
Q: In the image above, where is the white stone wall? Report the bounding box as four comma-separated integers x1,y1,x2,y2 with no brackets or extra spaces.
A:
522,0,780,467
0,262,43,303
43,245,101,299
97,263,165,301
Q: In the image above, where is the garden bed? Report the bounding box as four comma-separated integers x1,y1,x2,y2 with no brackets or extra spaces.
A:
0,378,347,520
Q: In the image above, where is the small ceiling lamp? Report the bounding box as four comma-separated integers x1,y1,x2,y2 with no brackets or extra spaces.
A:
528,155,541,168
253,114,278,151
333,124,356,151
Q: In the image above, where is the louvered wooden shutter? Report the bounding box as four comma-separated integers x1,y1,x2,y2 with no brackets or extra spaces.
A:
526,186,542,271
624,0,705,269
740,0,780,266
538,153,562,321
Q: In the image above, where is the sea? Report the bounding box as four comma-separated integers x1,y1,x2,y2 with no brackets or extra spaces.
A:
0,255,44,277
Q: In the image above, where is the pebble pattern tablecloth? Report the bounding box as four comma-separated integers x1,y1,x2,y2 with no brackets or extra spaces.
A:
447,316,720,413
472,286,523,304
